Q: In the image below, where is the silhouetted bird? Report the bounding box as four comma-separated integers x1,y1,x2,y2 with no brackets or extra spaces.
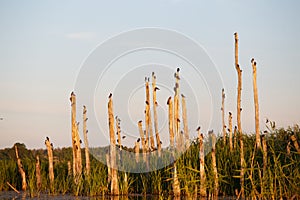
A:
137,138,140,142
227,128,230,132
80,140,82,144
240,108,242,111
138,120,142,123
46,137,49,141
177,68,180,72
264,130,268,134
160,141,162,144
266,119,269,123
154,87,160,91
145,101,149,105
122,136,126,139
177,118,180,123
229,112,232,115
167,96,171,105
181,94,185,98
251,58,254,63
109,93,112,98
196,126,201,131
117,139,119,143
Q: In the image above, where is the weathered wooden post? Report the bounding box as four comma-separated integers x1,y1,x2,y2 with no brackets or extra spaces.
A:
197,127,206,197
108,93,119,195
234,32,242,135
234,32,245,198
252,58,261,149
14,145,27,191
182,94,190,149
83,105,90,175
138,120,146,162
221,89,226,146
152,72,162,155
35,155,41,191
70,92,82,181
167,96,180,197
210,130,218,198
228,112,233,152
174,68,181,152
45,137,54,189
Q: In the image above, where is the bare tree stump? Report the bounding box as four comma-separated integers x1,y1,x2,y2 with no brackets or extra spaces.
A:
45,137,54,189
14,145,27,191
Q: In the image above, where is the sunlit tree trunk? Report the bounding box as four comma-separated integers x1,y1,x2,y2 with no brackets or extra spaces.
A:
198,127,206,197
108,94,119,195
210,131,218,198
83,105,90,175
228,112,233,152
174,68,181,152
152,72,161,156
35,155,41,191
14,145,27,191
45,137,54,189
252,58,261,149
182,94,189,149
221,88,226,146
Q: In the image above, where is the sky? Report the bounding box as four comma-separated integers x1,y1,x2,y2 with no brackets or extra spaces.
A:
0,0,299,149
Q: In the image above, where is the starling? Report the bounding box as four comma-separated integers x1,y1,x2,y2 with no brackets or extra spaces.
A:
177,68,180,72
154,87,160,91
109,93,112,98
229,112,232,115
196,126,201,131
181,94,185,98
80,140,82,144
251,58,254,63
46,136,49,141
137,138,140,142
122,136,126,139
138,120,142,123
145,101,149,105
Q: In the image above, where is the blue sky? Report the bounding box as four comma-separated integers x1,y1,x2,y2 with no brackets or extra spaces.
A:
0,0,299,149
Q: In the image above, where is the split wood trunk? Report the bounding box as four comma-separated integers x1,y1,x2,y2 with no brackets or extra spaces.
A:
182,94,190,149
14,145,27,191
35,155,41,191
45,137,54,188
210,131,218,198
108,94,119,195
239,131,245,199
152,72,161,155
228,112,233,152
167,97,174,150
198,128,206,197
138,120,146,162
70,92,82,181
234,32,243,135
221,88,226,146
174,69,181,152
83,105,90,175
252,59,261,149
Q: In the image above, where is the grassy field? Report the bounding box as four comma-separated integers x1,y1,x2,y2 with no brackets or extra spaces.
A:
0,124,299,199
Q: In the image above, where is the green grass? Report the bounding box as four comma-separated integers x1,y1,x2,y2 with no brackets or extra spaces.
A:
0,125,299,198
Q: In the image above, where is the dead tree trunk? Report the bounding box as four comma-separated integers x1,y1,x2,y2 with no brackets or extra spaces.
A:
234,126,237,150
83,105,90,175
35,155,41,191
108,94,119,195
106,153,111,187
198,127,206,197
70,92,82,181
239,131,245,199
134,140,140,162
210,130,218,198
45,137,54,188
174,68,181,152
167,96,180,196
167,97,174,150
182,94,190,149
152,72,162,155
116,116,122,150
221,88,226,146
234,32,243,135
228,112,233,152
138,120,146,162
14,145,27,191
252,58,261,149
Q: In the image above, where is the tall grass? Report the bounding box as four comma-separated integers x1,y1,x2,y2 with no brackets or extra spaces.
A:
0,125,299,198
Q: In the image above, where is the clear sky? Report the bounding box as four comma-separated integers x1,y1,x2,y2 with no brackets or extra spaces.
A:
0,0,299,149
